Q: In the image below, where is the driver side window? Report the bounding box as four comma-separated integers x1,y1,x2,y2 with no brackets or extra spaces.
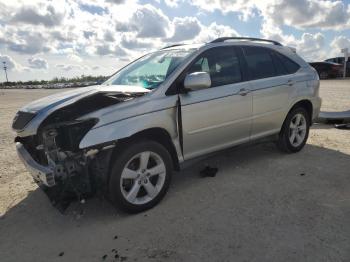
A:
187,47,242,88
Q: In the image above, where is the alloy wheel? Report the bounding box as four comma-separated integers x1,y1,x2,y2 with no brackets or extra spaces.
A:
120,151,166,205
289,113,307,147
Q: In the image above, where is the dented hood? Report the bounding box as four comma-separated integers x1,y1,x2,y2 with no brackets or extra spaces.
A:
20,85,150,114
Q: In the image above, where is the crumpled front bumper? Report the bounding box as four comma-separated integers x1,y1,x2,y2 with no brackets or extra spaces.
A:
16,142,55,187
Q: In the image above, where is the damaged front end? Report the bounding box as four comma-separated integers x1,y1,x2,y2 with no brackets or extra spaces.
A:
14,88,147,211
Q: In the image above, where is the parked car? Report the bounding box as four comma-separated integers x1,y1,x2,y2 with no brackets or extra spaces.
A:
324,57,350,77
13,37,321,213
309,62,343,79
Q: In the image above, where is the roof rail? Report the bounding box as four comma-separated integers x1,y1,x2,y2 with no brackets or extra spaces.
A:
210,37,282,46
161,44,185,49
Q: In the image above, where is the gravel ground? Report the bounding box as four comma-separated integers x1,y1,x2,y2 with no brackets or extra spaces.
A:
0,81,349,262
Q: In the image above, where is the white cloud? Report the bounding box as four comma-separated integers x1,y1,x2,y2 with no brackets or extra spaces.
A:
105,0,125,4
129,4,171,38
190,0,256,20
164,0,181,8
0,54,20,71
260,0,350,30
196,22,239,43
28,56,49,69
191,0,350,30
330,36,350,58
260,20,327,61
331,36,350,50
56,63,89,71
1,0,349,81
10,4,65,27
168,17,202,42
68,54,83,63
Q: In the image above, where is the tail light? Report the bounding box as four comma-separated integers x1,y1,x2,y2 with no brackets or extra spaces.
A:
332,65,342,71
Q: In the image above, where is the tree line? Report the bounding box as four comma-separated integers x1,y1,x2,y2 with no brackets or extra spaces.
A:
1,74,110,86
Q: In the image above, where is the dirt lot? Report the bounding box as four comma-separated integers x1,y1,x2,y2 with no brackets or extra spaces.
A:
0,80,349,262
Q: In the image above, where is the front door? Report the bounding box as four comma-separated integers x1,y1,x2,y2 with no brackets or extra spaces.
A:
179,46,253,160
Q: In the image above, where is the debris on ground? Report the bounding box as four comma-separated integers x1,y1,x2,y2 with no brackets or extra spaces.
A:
102,254,108,260
114,235,118,240
299,173,305,176
58,252,64,257
200,166,218,177
334,123,350,130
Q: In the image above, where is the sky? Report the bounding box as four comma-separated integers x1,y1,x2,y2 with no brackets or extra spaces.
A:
0,0,350,82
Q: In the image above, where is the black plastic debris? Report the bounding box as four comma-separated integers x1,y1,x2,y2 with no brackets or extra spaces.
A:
102,254,108,260
58,252,64,257
114,235,118,240
317,110,350,124
334,123,350,130
299,173,305,176
200,166,218,177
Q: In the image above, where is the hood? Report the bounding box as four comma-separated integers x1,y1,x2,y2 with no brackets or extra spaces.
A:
20,85,150,114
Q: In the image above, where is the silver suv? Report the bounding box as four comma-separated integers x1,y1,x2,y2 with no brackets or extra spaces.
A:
13,37,321,212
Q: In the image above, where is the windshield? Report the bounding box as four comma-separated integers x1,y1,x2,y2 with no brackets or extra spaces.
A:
104,49,195,90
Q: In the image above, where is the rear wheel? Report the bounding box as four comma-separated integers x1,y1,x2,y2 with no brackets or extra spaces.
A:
109,140,173,213
277,107,310,153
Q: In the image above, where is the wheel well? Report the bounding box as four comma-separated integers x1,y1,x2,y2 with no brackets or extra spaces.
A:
117,128,180,171
290,100,313,123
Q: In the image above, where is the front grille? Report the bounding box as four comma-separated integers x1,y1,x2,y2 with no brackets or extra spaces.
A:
12,111,36,130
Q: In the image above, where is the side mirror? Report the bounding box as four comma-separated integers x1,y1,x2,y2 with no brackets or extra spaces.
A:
184,72,211,91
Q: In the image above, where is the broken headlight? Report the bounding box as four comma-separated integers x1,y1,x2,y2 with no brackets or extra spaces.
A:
47,118,98,152
12,111,36,130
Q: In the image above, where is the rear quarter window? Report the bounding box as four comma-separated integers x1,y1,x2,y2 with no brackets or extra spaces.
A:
275,52,300,74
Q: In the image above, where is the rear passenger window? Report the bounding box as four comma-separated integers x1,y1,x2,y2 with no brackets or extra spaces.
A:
187,47,242,87
275,52,300,74
243,47,276,80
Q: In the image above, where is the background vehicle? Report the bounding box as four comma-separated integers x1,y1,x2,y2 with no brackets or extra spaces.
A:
13,37,321,213
309,62,343,79
324,57,350,77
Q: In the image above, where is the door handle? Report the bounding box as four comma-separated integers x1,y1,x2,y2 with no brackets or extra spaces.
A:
238,88,250,96
287,79,295,86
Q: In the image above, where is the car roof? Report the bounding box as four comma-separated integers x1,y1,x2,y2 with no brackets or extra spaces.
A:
162,38,290,53
161,37,308,68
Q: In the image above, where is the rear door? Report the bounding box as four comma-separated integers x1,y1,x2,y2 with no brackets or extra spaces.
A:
179,46,252,159
241,46,300,139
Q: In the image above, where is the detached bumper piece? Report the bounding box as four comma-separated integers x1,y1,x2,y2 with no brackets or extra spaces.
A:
16,142,55,187
16,142,93,212
317,110,350,124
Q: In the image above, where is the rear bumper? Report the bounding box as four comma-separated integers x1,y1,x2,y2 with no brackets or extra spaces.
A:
311,97,322,121
16,142,55,187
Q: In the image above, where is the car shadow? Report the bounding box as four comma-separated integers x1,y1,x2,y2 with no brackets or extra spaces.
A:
2,142,349,222
1,142,350,261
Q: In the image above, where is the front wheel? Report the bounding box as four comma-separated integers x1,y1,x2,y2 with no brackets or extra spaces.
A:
109,140,173,213
277,107,310,153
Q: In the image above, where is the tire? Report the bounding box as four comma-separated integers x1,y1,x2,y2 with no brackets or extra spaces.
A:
108,140,173,213
277,107,310,153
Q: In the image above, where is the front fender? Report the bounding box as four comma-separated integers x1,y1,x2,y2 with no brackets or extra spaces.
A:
79,106,182,159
